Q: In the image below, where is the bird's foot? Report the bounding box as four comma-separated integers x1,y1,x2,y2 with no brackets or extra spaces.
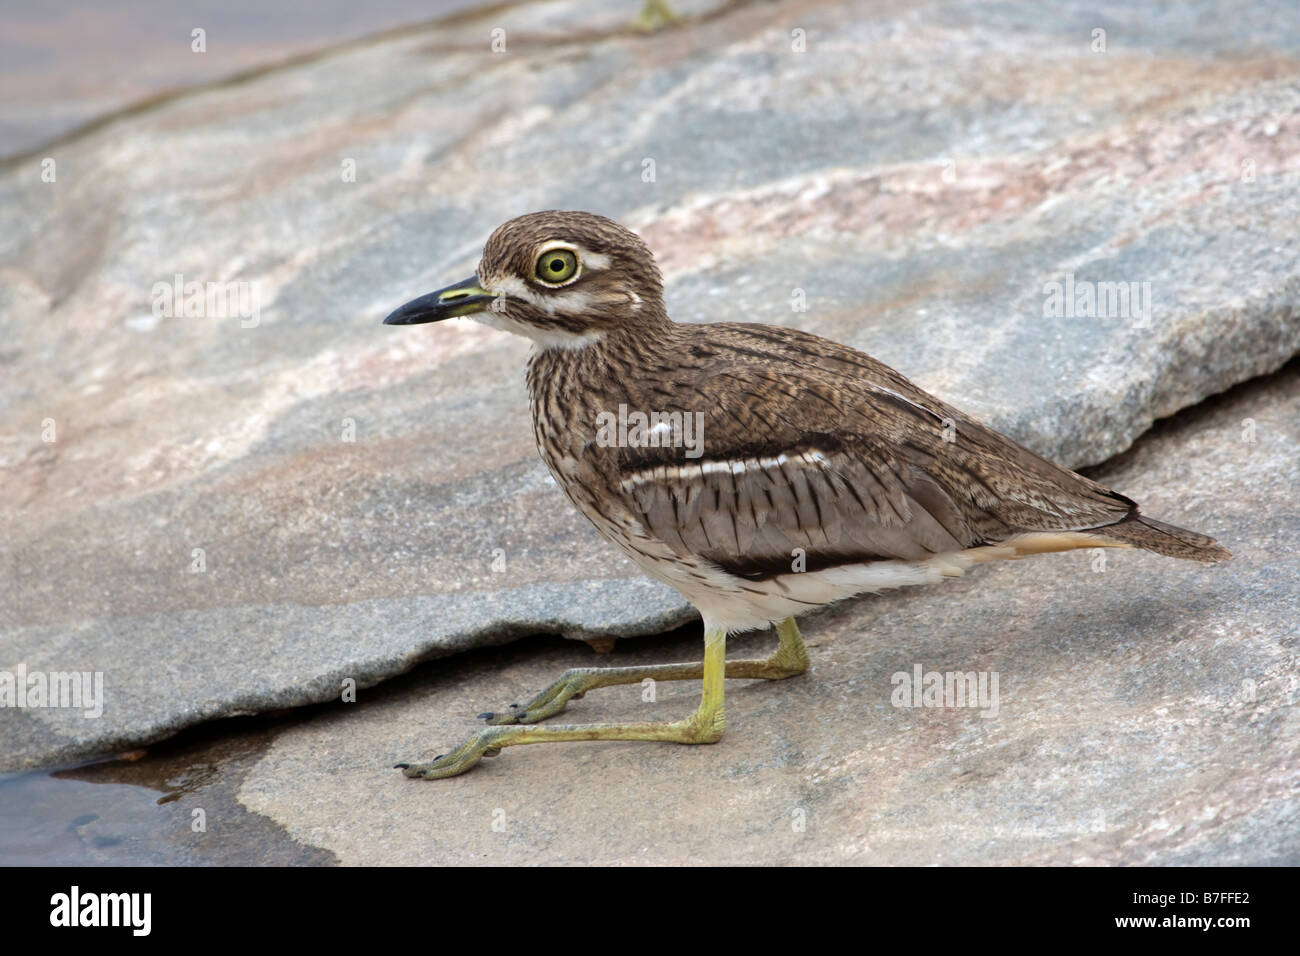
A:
396,711,724,780
399,631,729,779
477,667,600,725
397,726,511,780
475,620,808,727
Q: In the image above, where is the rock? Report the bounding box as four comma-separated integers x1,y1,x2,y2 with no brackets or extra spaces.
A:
0,1,490,162
2,0,1298,770
237,365,1300,865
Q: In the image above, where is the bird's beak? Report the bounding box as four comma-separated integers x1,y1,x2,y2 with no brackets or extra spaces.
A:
382,275,493,325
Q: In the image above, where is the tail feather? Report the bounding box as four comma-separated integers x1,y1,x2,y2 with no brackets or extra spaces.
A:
1092,514,1230,563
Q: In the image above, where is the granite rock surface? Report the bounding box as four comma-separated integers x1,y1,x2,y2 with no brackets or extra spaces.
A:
2,0,1298,769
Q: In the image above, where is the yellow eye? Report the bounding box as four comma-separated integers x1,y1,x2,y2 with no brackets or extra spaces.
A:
534,248,578,284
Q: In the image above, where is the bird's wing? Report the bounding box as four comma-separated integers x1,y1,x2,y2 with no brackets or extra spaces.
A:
611,324,1133,579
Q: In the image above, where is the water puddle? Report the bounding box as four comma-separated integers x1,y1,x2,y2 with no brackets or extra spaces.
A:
0,713,336,865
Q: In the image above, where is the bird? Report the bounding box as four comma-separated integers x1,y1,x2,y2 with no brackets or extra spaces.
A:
382,210,1229,779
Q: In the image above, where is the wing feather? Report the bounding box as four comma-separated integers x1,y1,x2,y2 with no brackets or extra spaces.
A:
611,326,1133,581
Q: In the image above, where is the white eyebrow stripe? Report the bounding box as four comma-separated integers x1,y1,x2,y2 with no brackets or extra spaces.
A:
578,249,611,269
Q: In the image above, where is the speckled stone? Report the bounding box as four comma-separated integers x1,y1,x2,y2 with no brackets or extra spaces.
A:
2,0,1298,769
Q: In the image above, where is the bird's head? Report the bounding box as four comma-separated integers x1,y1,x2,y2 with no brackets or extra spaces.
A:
383,210,667,349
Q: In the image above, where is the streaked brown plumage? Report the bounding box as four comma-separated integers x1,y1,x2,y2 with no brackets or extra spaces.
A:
502,211,1228,627
383,209,1228,778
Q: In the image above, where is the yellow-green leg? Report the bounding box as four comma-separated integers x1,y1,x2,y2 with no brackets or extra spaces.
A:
397,628,730,779
634,0,680,31
480,616,809,725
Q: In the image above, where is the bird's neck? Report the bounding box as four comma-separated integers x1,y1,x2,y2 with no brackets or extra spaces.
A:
530,307,675,358
526,318,677,404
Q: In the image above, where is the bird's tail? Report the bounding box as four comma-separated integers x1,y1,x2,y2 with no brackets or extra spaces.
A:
1091,513,1230,563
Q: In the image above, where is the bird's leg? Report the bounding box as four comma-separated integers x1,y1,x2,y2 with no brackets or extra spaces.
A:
634,0,680,31
480,616,809,725
397,630,727,779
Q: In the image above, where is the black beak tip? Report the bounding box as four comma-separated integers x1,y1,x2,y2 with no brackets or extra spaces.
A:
382,302,433,326
382,278,487,327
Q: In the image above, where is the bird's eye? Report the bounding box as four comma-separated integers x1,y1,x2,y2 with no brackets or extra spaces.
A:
534,248,579,285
